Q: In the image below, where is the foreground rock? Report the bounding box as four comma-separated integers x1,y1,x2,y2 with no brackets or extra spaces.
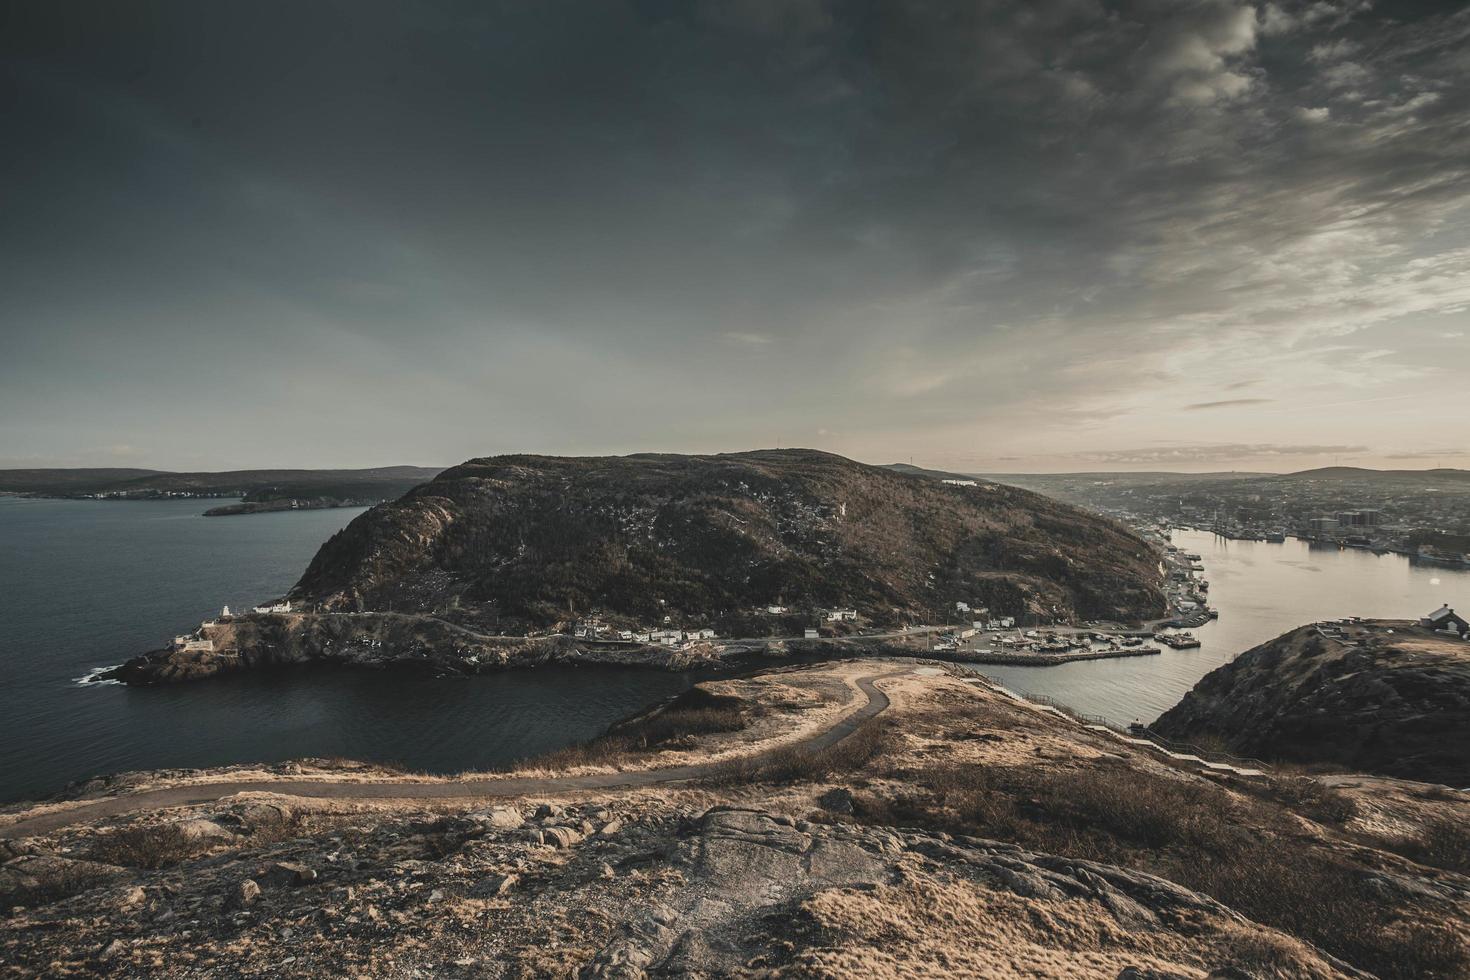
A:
1155,620,1470,785
0,802,1359,978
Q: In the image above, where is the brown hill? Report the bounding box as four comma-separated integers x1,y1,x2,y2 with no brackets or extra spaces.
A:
290,449,1165,634
1155,620,1470,786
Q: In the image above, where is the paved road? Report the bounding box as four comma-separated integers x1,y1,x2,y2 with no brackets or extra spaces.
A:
1,670,902,839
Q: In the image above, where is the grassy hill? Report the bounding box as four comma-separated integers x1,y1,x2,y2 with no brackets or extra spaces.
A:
291,449,1166,634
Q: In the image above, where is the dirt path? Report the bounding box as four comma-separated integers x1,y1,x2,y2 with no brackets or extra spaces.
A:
2,671,902,839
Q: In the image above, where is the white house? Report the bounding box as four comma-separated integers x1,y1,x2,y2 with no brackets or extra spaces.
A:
825,608,858,622
804,628,820,639
956,601,970,613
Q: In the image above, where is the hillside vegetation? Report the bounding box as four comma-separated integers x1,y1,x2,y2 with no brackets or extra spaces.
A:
1155,621,1470,785
291,450,1166,633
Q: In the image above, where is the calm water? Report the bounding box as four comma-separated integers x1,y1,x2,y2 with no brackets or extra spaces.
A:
7,505,1468,804
974,528,1470,723
0,497,699,804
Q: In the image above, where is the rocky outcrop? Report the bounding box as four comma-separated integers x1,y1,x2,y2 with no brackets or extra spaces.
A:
290,449,1165,632
1155,621,1470,785
0,802,1358,978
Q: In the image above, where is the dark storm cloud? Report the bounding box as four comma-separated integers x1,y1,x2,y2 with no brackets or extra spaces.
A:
2,1,1467,469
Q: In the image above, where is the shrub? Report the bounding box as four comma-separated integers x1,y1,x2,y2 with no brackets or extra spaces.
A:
1256,774,1357,824
708,718,890,785
89,823,211,870
515,687,748,770
1385,818,1470,875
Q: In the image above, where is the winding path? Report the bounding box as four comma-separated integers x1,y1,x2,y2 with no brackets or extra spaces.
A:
2,671,901,839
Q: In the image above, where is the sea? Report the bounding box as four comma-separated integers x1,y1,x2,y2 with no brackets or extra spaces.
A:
3,499,1467,804
0,497,700,804
973,528,1470,724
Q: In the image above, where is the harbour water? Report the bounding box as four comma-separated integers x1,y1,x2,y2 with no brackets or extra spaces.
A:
0,497,700,804
974,528,1470,724
5,501,1468,804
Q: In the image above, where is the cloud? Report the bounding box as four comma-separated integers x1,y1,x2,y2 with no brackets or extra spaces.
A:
1074,444,1370,465
1382,448,1466,460
3,1,1468,468
1182,398,1275,411
720,332,775,348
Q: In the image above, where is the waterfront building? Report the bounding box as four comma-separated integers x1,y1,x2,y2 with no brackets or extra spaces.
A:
1420,605,1469,637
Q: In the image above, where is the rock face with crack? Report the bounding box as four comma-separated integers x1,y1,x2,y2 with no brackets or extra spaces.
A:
0,801,1358,978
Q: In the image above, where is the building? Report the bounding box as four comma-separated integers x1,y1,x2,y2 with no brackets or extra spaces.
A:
955,601,970,613
804,628,820,639
1420,605,1469,637
825,608,858,622
1307,516,1339,533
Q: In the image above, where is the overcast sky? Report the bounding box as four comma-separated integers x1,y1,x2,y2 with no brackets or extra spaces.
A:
3,1,1467,473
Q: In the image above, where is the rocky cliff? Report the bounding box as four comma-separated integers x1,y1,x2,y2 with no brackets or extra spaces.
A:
290,449,1165,632
1154,621,1470,786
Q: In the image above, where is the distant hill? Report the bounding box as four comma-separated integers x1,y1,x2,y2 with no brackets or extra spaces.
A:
1279,467,1470,487
292,449,1166,632
0,466,445,507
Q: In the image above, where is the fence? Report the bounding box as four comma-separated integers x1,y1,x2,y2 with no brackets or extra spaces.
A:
1020,691,1270,771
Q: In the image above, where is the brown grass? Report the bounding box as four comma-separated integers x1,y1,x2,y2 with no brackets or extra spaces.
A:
1251,773,1358,824
833,759,1466,980
1380,818,1470,876
88,823,213,870
512,687,749,770
707,717,890,785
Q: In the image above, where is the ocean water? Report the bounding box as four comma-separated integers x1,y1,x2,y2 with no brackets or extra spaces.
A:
973,528,1470,723
0,497,699,804
5,500,1466,804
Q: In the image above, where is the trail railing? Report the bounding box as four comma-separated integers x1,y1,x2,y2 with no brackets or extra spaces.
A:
1019,691,1271,771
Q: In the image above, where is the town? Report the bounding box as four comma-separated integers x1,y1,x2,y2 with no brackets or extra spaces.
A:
990,469,1470,566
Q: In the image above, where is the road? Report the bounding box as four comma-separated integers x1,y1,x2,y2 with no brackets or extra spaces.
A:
1,670,902,839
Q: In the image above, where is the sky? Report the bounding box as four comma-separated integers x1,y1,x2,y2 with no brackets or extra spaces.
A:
2,1,1468,474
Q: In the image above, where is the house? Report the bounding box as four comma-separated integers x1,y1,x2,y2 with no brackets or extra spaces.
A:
1420,605,1469,637
955,601,970,613
825,608,858,622
766,605,788,615
804,628,820,639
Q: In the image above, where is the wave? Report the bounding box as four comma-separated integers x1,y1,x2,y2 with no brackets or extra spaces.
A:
73,665,123,687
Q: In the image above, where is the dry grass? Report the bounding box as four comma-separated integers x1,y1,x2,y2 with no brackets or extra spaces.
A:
707,717,890,785
511,687,750,770
832,757,1466,980
88,823,213,870
1251,773,1358,824
1380,818,1470,876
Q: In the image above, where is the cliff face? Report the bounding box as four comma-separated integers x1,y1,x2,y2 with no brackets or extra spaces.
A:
1155,621,1470,785
290,449,1165,632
